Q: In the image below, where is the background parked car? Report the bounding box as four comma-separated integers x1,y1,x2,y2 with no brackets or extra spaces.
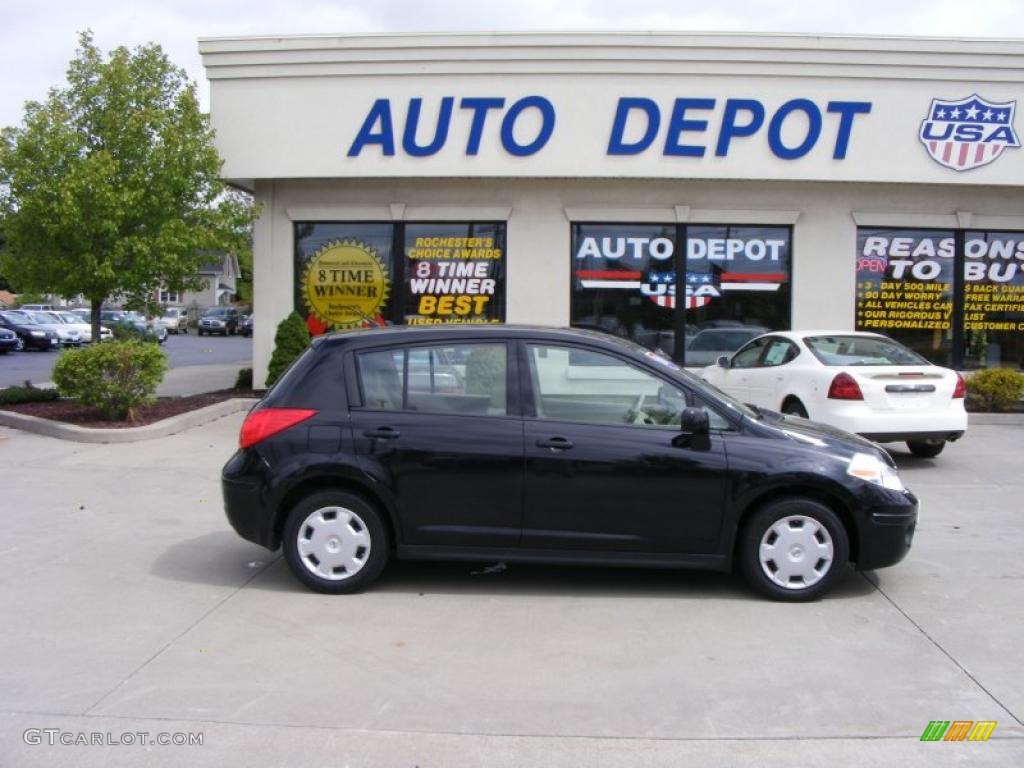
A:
198,307,242,336
157,307,189,334
0,311,58,350
26,310,87,347
698,330,967,458
0,326,18,353
238,313,254,337
100,309,167,344
51,311,113,343
685,325,768,367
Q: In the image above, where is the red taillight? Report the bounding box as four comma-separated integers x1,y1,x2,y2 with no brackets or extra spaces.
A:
239,408,317,449
953,373,966,399
827,372,864,400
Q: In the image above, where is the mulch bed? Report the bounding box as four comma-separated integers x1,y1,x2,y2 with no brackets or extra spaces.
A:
0,389,259,429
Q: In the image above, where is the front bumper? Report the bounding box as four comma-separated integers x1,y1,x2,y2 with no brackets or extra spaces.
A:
855,490,918,571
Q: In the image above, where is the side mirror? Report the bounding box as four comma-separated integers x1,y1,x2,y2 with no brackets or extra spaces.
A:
675,407,711,450
716,355,730,368
680,407,709,434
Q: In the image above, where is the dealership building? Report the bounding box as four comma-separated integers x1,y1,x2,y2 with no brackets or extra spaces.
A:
199,32,1024,385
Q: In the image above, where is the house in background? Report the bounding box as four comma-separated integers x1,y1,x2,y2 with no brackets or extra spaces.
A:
155,252,240,311
0,290,16,309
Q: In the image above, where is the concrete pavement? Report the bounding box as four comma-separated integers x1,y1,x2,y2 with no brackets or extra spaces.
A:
0,417,1021,766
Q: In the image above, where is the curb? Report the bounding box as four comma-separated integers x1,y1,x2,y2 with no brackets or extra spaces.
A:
968,412,1024,426
0,398,258,444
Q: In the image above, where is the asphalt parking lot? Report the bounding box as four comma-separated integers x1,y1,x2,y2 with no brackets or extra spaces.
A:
0,332,253,389
0,416,1021,767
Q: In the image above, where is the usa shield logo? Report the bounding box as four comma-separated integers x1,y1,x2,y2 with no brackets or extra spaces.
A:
919,94,1020,171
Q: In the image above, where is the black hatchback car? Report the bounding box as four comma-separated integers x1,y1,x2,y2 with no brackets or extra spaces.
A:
222,326,917,601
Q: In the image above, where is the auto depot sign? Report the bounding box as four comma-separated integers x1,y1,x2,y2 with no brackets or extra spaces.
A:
347,96,873,161
201,35,1024,185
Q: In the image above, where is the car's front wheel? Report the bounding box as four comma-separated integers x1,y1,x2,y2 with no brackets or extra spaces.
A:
282,491,390,594
739,498,849,601
907,440,944,458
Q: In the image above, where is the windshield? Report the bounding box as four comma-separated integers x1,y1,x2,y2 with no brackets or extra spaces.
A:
2,312,31,325
57,312,83,324
805,335,929,366
31,312,60,324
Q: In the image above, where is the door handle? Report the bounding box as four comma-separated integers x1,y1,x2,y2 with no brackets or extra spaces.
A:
536,436,574,451
363,426,400,440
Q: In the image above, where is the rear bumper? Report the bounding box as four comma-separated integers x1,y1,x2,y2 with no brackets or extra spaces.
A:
822,403,967,445
222,450,279,550
855,491,918,571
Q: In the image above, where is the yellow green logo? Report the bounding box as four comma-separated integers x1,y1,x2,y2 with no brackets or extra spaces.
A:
920,720,996,742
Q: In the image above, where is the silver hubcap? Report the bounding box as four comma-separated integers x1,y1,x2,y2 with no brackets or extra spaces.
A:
759,515,834,590
296,506,372,581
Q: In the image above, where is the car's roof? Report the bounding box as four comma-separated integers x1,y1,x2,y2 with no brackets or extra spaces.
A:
761,329,888,341
315,323,646,350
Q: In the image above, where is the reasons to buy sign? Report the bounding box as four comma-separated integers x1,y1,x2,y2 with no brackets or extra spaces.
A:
405,235,503,324
855,231,1024,333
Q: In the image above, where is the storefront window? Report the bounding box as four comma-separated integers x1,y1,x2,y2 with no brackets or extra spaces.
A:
854,228,954,366
570,223,791,364
294,221,505,335
963,231,1024,369
403,222,505,325
855,227,1024,370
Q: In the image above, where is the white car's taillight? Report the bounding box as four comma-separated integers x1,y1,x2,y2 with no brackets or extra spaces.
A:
953,373,965,399
827,372,864,400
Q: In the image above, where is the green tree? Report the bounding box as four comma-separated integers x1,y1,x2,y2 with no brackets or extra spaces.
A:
0,31,256,340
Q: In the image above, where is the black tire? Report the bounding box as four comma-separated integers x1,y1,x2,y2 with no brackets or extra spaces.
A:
738,498,849,602
781,399,809,418
198,329,205,337
282,490,390,594
907,440,944,458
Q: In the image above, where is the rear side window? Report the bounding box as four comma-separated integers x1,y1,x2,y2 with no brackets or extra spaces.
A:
805,335,929,366
357,343,508,416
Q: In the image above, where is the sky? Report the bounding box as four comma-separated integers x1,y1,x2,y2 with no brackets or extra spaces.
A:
1,0,1023,130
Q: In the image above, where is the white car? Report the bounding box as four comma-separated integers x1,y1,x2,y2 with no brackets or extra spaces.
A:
24,311,83,347
51,310,113,343
699,330,967,458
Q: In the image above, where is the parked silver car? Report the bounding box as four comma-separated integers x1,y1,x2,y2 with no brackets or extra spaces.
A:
51,311,113,343
25,311,84,347
157,307,189,334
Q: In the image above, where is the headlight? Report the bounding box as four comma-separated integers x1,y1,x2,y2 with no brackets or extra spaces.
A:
30,330,45,337
847,452,904,491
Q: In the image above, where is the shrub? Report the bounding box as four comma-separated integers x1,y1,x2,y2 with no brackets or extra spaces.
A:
266,312,310,386
52,340,168,420
0,382,60,405
966,368,1024,412
235,367,253,390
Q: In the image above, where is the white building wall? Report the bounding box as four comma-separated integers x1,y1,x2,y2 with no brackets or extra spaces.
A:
248,177,1024,385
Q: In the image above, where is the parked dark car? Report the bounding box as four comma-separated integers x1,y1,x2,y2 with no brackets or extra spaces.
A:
238,313,254,337
0,326,19,353
198,307,242,336
0,311,59,351
222,326,918,602
100,310,166,343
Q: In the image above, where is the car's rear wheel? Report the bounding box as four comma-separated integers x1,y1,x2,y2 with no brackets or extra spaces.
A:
282,491,390,594
781,399,809,418
739,498,849,601
907,440,944,458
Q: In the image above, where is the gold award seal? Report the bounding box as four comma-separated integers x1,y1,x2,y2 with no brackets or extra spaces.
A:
302,240,389,329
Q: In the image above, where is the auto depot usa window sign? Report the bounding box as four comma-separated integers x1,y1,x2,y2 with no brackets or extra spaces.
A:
345,93,1019,171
